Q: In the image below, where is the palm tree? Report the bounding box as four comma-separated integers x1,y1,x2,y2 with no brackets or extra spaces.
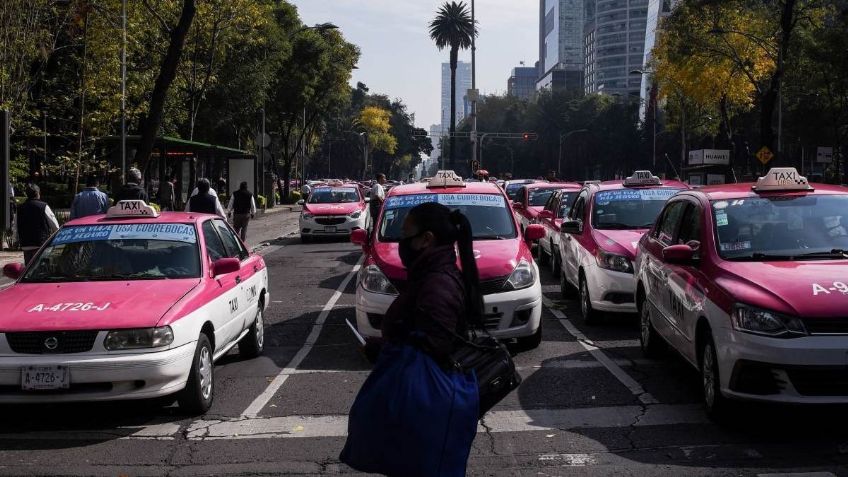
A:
429,1,475,170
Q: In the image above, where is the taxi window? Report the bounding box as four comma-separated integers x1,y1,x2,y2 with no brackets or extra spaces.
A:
214,219,248,260
308,187,359,204
558,192,578,218
677,204,702,245
379,193,516,241
202,221,228,262
656,201,687,245
505,183,525,202
23,223,200,282
570,192,587,221
593,188,681,230
528,188,556,206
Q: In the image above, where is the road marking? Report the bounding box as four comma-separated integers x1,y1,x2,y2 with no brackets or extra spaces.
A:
758,474,837,477
0,421,180,441
543,297,658,405
187,403,707,440
517,357,658,371
538,453,596,466
240,255,365,418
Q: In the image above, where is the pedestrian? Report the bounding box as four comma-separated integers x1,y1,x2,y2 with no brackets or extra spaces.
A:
17,184,59,265
69,175,109,219
227,181,256,241
186,178,226,218
217,176,227,196
369,173,386,228
340,203,481,477
116,168,149,202
189,178,219,198
158,175,176,211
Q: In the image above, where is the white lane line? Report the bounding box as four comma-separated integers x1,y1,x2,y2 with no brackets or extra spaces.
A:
187,403,707,440
240,255,365,418
538,453,597,466
543,297,658,405
758,474,837,477
0,421,180,441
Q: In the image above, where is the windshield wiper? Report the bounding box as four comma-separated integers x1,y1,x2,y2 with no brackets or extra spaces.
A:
100,273,163,280
596,223,638,230
728,252,795,261
793,249,848,260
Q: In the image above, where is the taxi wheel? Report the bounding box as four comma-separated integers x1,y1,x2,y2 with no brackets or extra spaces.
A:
700,335,731,421
559,271,576,298
639,303,665,358
239,307,265,358
178,333,214,415
579,276,599,325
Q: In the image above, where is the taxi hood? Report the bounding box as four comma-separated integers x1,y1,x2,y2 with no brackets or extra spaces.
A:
716,260,848,318
372,238,529,282
591,229,648,259
304,203,362,216
0,279,200,332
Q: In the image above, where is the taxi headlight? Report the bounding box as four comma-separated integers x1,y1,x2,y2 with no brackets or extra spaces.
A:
349,211,362,219
301,213,314,220
596,250,633,274
360,265,399,295
104,326,175,350
505,260,536,291
732,304,806,338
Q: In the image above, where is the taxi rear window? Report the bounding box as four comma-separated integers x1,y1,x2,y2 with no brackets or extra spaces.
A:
23,223,201,282
380,193,516,241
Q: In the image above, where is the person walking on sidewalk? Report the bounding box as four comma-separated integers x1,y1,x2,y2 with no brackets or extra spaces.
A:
369,173,386,228
70,176,109,219
17,184,59,265
158,175,176,211
116,168,149,203
227,181,256,241
186,178,226,218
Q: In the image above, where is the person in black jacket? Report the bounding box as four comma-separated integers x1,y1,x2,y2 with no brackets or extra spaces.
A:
186,178,226,217
17,184,59,264
116,168,149,202
227,181,256,241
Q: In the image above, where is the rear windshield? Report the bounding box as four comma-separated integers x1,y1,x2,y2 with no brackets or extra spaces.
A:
529,188,557,206
592,188,681,230
23,223,200,282
379,193,516,241
505,183,526,202
308,187,359,204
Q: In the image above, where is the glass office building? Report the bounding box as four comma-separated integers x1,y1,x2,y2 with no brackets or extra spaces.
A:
441,61,472,132
638,0,678,120
583,0,649,96
537,0,585,92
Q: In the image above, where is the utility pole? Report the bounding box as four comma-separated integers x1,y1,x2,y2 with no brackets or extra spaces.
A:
1,110,9,250
121,0,127,182
470,0,478,178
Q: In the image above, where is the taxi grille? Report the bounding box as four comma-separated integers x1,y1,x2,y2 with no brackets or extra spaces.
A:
5,331,99,354
390,275,509,296
786,367,848,396
801,317,848,335
315,217,346,226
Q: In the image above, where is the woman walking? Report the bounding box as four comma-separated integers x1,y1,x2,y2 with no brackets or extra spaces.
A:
341,202,482,477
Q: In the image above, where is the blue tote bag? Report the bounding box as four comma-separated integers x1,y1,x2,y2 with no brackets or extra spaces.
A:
340,343,479,477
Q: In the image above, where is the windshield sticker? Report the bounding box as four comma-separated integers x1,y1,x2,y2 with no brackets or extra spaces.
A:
713,201,729,210
385,194,504,209
385,194,438,209
812,282,848,296
715,212,729,227
53,224,197,245
28,302,111,313
595,189,680,205
719,241,751,252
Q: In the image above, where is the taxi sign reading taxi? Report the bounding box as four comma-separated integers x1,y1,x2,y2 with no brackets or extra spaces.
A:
756,146,774,165
428,170,465,188
623,170,662,187
106,200,159,218
753,167,813,192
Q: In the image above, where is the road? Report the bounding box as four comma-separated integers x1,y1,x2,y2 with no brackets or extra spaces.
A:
1,229,848,476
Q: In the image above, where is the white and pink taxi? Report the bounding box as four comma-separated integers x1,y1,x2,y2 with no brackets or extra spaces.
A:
635,168,848,417
559,171,688,323
299,183,368,242
351,171,547,349
0,201,268,414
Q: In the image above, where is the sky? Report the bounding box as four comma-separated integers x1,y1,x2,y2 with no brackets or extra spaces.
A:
290,0,539,130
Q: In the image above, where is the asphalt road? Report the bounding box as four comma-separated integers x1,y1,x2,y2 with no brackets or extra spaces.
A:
1,232,848,476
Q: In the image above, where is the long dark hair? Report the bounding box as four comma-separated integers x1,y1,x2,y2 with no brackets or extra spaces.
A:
407,203,484,326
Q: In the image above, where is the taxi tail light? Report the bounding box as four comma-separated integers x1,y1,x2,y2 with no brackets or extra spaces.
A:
732,305,807,338
104,326,174,350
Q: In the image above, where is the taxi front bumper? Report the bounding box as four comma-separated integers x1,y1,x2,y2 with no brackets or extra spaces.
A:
0,341,195,403
300,214,366,237
585,263,637,313
715,326,848,404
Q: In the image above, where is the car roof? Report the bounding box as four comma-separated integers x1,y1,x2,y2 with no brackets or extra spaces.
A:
595,179,690,192
64,211,204,227
691,182,848,201
524,182,582,190
387,181,504,196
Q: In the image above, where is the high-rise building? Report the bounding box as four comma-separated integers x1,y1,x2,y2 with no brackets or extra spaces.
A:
638,0,679,120
537,0,585,92
441,61,472,133
508,66,539,100
583,0,650,96
429,124,443,165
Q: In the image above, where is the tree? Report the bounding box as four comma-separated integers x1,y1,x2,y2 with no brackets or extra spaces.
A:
358,106,397,177
429,1,474,170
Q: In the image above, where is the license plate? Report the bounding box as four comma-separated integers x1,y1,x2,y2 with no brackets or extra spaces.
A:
324,226,337,233
21,366,69,391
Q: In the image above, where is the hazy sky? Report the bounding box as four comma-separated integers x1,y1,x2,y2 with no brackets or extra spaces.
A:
291,0,538,129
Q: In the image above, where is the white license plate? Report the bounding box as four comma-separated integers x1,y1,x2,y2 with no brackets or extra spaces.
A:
21,366,69,391
324,226,337,233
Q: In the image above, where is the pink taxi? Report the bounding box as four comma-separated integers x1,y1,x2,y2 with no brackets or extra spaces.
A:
513,182,580,232
299,183,368,242
559,171,688,323
535,186,583,277
635,168,848,417
351,171,547,349
0,201,268,414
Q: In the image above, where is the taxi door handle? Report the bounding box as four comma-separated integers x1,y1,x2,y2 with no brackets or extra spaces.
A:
235,275,242,284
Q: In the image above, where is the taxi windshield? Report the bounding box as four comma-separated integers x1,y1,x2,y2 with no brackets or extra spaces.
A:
22,223,201,282
308,188,359,204
592,188,681,230
379,193,516,241
529,188,557,206
713,195,848,260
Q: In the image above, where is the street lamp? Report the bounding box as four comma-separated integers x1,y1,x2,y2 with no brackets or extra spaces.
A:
558,129,589,178
630,68,657,169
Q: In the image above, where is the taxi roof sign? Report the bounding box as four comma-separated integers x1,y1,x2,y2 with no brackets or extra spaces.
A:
753,167,813,192
106,200,159,218
623,170,662,187
427,170,466,188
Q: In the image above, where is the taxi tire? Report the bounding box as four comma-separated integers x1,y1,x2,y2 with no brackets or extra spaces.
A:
700,335,731,422
516,325,543,351
639,303,665,358
239,307,265,358
178,334,214,415
579,275,600,325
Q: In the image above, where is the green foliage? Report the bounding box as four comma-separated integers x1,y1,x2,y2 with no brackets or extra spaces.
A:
257,194,267,208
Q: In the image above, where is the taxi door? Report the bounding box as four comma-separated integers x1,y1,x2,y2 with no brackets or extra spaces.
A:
539,193,559,257
642,200,688,344
212,219,262,331
202,220,246,351
562,190,588,288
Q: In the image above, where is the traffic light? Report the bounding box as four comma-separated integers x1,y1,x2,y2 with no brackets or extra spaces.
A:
522,133,530,142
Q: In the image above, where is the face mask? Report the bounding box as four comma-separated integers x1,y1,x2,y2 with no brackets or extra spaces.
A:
399,232,425,269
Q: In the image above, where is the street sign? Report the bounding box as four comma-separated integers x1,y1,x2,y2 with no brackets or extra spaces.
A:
688,149,730,166
816,146,833,164
756,146,774,165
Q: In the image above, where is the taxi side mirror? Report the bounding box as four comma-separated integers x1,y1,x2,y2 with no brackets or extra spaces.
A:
539,210,553,220
524,224,545,242
350,228,369,252
562,219,582,234
3,263,24,280
211,257,241,276
663,244,696,265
